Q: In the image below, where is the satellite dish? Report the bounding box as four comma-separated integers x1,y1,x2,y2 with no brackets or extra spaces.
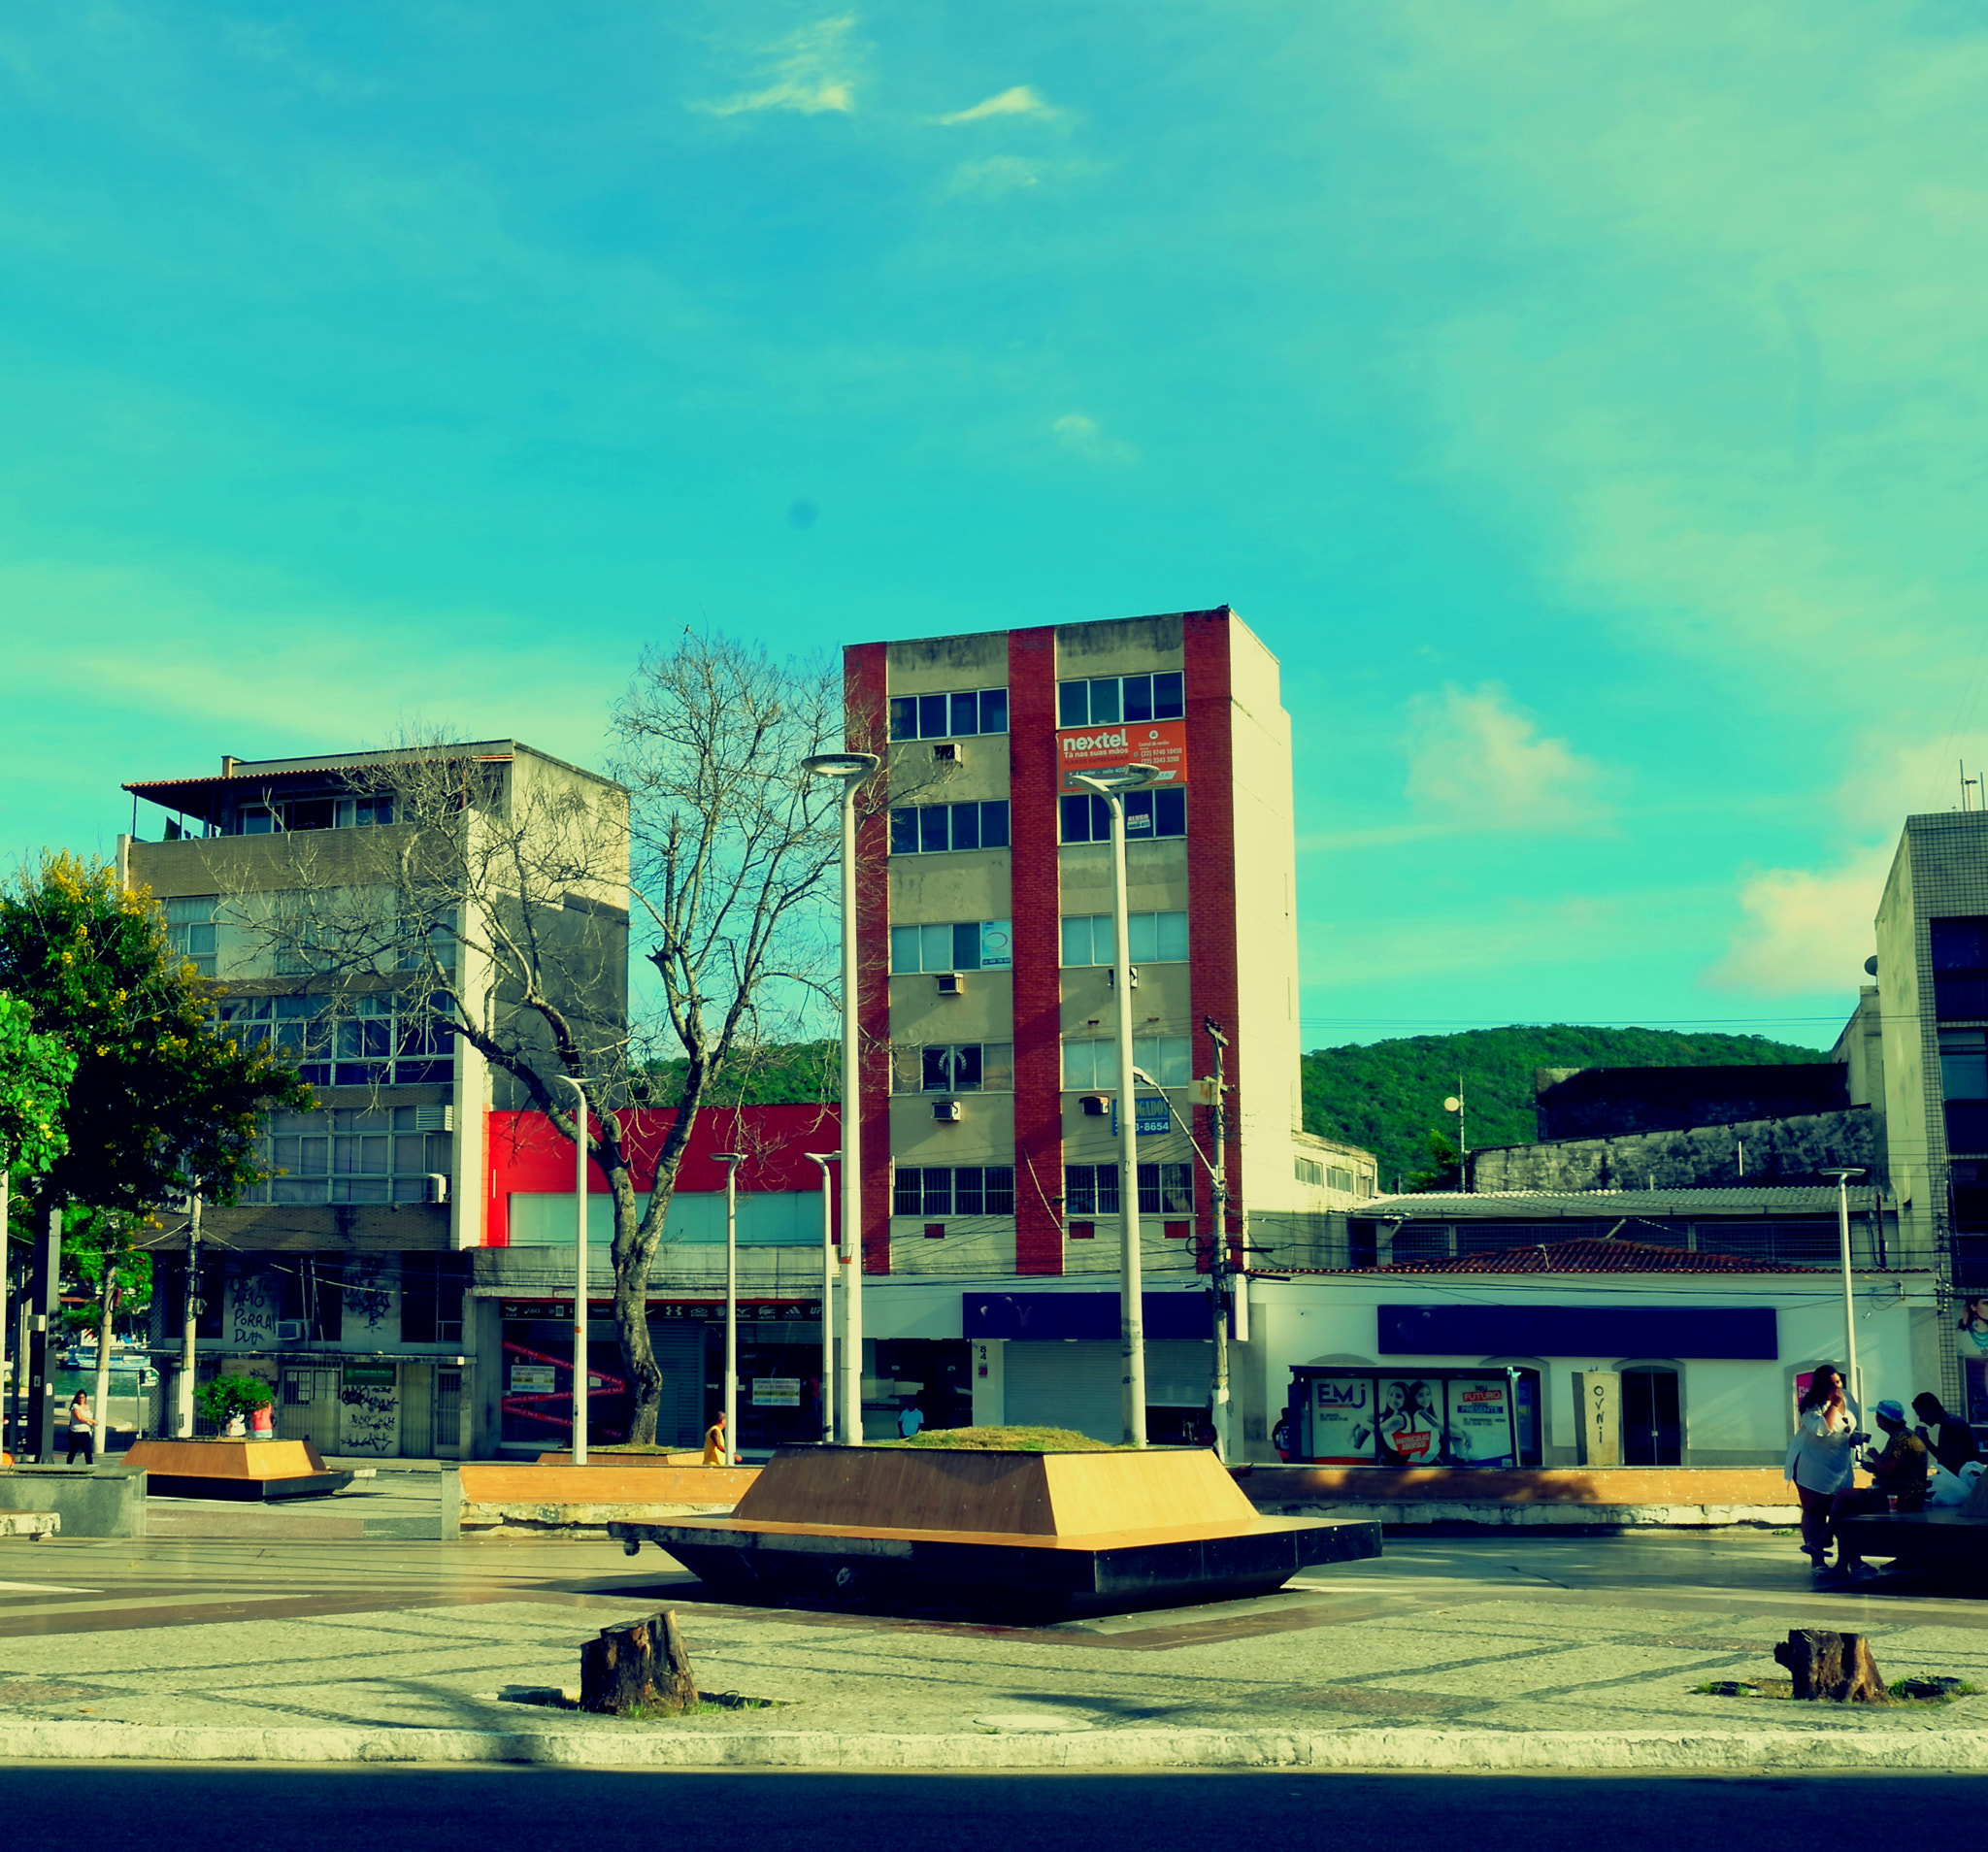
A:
1442,1096,1462,1113
1863,955,1878,977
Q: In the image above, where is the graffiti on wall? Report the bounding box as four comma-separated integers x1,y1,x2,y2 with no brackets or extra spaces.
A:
339,1383,399,1456
231,1269,279,1349
344,1255,393,1336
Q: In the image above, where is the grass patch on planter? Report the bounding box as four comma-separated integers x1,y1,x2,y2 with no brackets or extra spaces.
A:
1693,1676,1980,1705
876,1426,1122,1452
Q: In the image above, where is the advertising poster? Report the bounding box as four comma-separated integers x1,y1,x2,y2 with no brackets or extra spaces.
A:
1056,718,1190,791
1375,1376,1442,1465
1308,1373,1378,1464
510,1363,555,1393
752,1377,801,1407
1444,1374,1516,1467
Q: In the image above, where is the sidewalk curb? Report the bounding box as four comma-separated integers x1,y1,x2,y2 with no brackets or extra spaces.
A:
5,1724,1988,1770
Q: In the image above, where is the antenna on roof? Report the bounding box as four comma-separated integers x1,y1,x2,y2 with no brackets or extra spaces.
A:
1964,759,1981,812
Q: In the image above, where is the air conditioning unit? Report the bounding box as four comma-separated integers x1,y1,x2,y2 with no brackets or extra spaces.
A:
935,972,963,996
932,742,961,764
414,1105,454,1133
932,1101,962,1123
424,1174,450,1205
277,1320,308,1342
1078,1094,1109,1117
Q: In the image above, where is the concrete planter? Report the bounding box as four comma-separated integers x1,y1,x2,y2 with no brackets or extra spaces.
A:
448,1462,761,1538
0,1467,147,1538
122,1439,352,1502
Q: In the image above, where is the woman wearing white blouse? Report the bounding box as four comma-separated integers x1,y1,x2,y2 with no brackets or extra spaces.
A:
1785,1362,1861,1571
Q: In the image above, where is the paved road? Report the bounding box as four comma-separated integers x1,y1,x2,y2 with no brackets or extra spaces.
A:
0,1523,1983,1746
0,1766,1979,1845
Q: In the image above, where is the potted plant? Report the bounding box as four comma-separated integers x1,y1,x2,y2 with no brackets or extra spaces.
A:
198,1373,275,1439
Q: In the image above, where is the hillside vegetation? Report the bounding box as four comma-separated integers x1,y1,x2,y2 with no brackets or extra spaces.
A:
1301,1025,1828,1193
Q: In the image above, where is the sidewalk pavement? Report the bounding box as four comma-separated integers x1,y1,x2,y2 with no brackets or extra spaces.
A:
1,1531,1985,1769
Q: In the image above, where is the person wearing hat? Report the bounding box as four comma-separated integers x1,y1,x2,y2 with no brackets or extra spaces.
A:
1831,1399,1929,1580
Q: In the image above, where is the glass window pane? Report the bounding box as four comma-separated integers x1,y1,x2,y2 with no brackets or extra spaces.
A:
954,1168,984,1215
890,810,916,854
1065,1167,1093,1216
950,691,978,736
1061,916,1091,965
1128,913,1157,962
918,694,948,740
1163,1038,1190,1085
1093,1041,1119,1089
894,1169,922,1216
1123,791,1153,834
922,1170,953,1216
954,1044,982,1090
950,803,980,851
1156,911,1189,961
891,925,919,973
1059,795,1093,843
890,696,917,742
921,923,953,972
980,919,1012,970
919,808,949,853
952,921,980,971
1061,1042,1086,1089
1153,787,1186,836
1087,678,1120,722
393,1136,431,1174
1123,674,1153,722
1094,1167,1120,1215
1058,681,1088,727
986,1167,1014,1215
922,1047,951,1092
892,1046,919,1092
1153,672,1184,718
978,688,1009,735
983,1042,1013,1090
979,802,1009,848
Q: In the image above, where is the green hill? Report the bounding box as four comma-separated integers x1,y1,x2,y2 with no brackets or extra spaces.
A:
1301,1025,1830,1193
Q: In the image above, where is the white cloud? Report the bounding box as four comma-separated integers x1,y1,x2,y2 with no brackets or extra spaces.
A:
1405,684,1611,832
945,155,1042,197
1707,843,1895,996
935,85,1053,126
695,16,859,118
1051,412,1138,468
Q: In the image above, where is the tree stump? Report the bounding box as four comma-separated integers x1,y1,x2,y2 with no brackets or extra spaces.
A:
1773,1629,1890,1703
580,1609,699,1715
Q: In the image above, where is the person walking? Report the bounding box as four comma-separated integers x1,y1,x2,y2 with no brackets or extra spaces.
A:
701,1409,727,1466
1911,1391,1981,1476
1784,1362,1860,1572
65,1390,98,1467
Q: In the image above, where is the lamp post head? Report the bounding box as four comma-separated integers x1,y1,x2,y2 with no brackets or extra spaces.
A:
803,751,880,782
712,1152,743,1166
1069,762,1161,797
1823,1168,1868,1181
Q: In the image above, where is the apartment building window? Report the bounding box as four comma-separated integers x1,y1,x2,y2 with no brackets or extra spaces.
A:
1057,672,1184,728
166,896,219,977
1061,910,1188,966
1328,1165,1354,1192
889,688,1010,742
892,1165,1015,1217
1933,918,1988,1022
1295,1157,1323,1187
889,919,1012,974
220,993,453,1086
1059,788,1185,844
401,1252,469,1344
889,800,1011,854
893,1042,1014,1092
245,1106,450,1207
236,795,393,835
1064,1163,1194,1216
1062,1035,1192,1090
1945,1030,1988,1101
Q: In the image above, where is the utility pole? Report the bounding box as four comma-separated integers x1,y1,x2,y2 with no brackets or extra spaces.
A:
1205,1019,1232,1464
27,1206,60,1463
177,1193,202,1438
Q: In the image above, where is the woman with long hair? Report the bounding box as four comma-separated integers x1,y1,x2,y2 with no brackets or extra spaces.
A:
1785,1362,1860,1571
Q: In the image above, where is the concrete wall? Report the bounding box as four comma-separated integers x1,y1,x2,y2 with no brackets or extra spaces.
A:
1473,1108,1884,1195
0,1468,147,1538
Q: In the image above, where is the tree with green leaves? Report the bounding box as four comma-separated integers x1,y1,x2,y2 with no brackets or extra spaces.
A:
0,851,312,1222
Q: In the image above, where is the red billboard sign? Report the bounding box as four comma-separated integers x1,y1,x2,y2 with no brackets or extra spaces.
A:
1056,717,1189,791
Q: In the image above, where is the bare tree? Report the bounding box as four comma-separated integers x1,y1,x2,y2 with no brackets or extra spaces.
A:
220,638,904,1443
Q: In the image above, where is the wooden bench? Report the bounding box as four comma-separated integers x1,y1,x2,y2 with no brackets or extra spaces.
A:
1835,1473,1988,1578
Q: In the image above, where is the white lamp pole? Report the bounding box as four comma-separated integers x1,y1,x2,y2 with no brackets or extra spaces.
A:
713,1151,743,1465
1824,1167,1868,1409
1071,762,1161,1448
803,749,879,1449
806,1152,838,1443
554,1075,589,1466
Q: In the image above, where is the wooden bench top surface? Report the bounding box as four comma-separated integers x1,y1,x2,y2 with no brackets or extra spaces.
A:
628,1513,1348,1552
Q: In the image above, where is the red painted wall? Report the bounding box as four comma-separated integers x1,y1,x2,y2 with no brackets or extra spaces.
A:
483,1104,842,1245
845,640,894,1275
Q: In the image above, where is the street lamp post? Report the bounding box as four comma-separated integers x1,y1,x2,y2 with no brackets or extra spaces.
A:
1070,762,1162,1449
713,1151,743,1465
806,1153,838,1443
554,1076,589,1466
1823,1167,1869,1408
802,749,880,1449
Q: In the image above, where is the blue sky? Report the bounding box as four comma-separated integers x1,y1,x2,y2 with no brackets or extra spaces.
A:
5,0,1986,1052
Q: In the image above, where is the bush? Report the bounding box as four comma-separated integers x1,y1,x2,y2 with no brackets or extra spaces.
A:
197,1373,274,1424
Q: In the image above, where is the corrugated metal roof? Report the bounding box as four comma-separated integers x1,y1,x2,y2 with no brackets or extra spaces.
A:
1325,1238,1833,1276
1358,1186,1857,1219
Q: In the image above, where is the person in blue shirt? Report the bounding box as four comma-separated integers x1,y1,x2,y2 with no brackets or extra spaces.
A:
897,1403,924,1439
